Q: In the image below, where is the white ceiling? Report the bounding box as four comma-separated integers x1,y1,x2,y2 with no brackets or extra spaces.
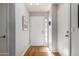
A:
25,3,52,12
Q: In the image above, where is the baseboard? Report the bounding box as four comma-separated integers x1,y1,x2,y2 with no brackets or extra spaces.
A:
49,49,58,52
51,50,58,52
21,44,31,56
0,53,8,56
31,44,47,46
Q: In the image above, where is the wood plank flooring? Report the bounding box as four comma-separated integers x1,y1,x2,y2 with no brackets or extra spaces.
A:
53,52,61,56
24,46,60,56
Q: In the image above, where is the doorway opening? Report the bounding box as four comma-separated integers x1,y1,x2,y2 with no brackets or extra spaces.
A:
30,15,49,47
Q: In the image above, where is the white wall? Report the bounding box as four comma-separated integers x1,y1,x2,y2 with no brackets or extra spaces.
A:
15,3,30,56
57,4,70,56
48,4,57,52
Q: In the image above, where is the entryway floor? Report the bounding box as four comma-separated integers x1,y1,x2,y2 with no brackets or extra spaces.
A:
24,46,60,56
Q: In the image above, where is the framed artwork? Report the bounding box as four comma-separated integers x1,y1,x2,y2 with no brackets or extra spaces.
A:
22,16,28,31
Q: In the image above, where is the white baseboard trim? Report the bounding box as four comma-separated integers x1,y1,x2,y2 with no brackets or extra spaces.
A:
51,50,58,52
31,45,47,46
21,44,31,56
49,49,58,52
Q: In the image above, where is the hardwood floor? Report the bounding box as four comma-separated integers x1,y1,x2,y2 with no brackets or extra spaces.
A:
24,46,60,56
53,52,61,56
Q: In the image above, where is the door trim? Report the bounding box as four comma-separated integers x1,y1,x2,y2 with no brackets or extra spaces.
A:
70,3,71,56
6,3,9,56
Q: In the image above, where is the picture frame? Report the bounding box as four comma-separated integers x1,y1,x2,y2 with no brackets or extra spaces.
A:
22,16,28,31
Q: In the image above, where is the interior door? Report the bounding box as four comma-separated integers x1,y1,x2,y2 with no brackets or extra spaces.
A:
30,16,48,46
71,3,79,56
57,4,70,56
0,4,8,56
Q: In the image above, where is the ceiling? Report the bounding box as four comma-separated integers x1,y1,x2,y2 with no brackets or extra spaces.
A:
25,3,52,12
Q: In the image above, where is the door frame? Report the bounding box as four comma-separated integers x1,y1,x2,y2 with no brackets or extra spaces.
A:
70,3,71,56
6,3,9,56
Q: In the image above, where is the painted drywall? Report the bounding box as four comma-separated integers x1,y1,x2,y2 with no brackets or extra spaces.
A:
15,3,30,56
71,3,79,56
48,4,57,52
57,4,70,56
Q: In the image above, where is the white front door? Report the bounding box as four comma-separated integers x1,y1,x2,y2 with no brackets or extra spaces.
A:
0,4,8,55
30,16,48,46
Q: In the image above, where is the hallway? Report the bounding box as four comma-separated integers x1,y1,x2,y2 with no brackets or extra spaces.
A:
24,46,60,56
0,3,79,56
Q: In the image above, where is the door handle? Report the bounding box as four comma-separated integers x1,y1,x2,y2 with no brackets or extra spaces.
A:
65,35,69,37
0,35,6,38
